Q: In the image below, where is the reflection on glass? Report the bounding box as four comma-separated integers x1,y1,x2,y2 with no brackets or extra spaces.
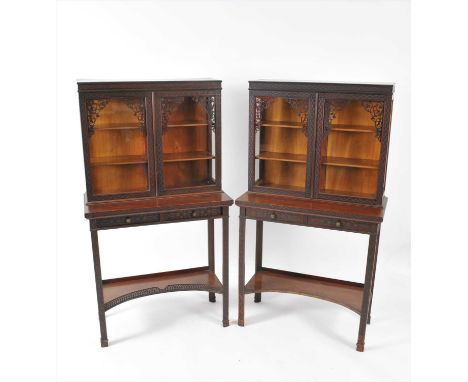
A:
319,100,383,199
87,97,149,195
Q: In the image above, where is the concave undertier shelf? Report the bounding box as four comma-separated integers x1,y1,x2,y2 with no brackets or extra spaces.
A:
321,156,379,169
261,120,302,129
90,154,148,166
167,120,209,128
244,268,364,314
329,124,375,133
102,266,223,310
256,151,307,163
163,151,215,162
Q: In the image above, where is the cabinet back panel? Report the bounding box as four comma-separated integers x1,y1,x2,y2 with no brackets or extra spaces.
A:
260,127,307,155
167,97,207,124
89,130,147,159
325,132,380,160
262,161,306,190
162,126,208,154
163,161,212,189
319,166,378,199
91,164,149,195
263,98,302,124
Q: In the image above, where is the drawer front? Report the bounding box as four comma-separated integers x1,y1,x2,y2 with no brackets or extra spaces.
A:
95,213,160,229
160,207,222,223
307,215,374,234
246,208,307,225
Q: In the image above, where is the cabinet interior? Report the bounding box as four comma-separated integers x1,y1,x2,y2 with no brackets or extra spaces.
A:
88,98,149,195
162,97,215,189
319,100,381,199
255,97,307,192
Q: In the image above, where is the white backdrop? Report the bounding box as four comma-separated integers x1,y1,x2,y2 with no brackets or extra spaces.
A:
57,1,410,381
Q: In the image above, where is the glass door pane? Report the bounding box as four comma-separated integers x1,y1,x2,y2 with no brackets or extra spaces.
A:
161,96,216,189
319,99,383,199
87,97,149,195
254,96,308,193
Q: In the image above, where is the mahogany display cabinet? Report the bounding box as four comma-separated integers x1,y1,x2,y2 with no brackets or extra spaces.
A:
236,80,394,352
78,80,232,347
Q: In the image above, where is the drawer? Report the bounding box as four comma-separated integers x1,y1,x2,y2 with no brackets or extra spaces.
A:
306,215,374,234
95,213,160,229
160,207,222,223
246,208,307,225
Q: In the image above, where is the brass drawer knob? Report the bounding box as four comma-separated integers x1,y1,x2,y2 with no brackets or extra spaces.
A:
335,220,342,227
125,217,132,224
192,211,198,217
270,212,276,219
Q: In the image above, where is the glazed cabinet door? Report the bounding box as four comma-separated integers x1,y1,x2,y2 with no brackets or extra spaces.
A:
155,93,220,195
314,93,392,205
80,92,155,201
249,93,315,196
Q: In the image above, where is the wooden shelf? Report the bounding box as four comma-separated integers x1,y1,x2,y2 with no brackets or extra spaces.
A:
255,180,304,192
163,151,215,163
94,123,141,131
320,188,376,199
90,154,148,166
256,151,307,163
245,267,364,314
321,156,379,169
167,120,208,128
102,266,223,310
261,120,302,129
330,124,375,133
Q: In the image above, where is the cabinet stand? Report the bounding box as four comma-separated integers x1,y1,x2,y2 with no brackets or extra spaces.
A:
87,192,232,346
236,192,385,352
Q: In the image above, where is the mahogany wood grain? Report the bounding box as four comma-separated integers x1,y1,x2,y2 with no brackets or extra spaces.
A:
245,268,364,314
236,192,386,222
85,191,233,218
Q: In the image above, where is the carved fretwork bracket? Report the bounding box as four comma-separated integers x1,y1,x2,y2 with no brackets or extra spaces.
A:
123,98,146,134
161,96,216,134
285,98,309,136
254,96,276,132
86,99,109,133
255,97,309,136
86,98,146,134
361,101,384,141
161,96,185,134
324,100,349,136
192,96,216,132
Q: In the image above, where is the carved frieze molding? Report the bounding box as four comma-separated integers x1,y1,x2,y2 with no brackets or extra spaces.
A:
361,101,384,141
104,283,222,311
